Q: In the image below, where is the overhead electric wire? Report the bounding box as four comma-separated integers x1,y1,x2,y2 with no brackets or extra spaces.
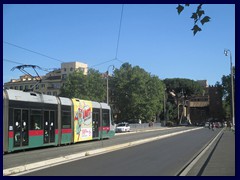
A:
4,5,125,71
3,41,64,63
90,5,125,69
3,58,54,72
3,58,24,65
115,4,124,59
89,58,117,68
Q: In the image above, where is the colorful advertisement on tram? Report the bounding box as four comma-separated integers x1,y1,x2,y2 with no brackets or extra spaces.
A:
72,99,93,142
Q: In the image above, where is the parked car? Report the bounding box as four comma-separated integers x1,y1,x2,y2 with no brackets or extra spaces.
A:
115,122,130,133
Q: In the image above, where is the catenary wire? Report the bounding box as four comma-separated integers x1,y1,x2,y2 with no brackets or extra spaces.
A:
115,4,124,59
4,41,64,63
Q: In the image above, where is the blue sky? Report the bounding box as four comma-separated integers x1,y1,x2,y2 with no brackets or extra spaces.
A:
3,4,235,86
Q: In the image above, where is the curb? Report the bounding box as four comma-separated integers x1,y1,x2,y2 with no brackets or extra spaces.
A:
177,128,224,176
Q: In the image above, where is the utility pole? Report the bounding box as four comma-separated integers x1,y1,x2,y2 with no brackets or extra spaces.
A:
106,65,115,105
224,49,235,130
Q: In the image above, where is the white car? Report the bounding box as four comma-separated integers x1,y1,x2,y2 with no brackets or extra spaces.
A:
116,123,130,133
205,122,210,128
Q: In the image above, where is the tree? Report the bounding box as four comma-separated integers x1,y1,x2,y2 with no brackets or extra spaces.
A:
164,78,204,97
163,78,204,122
177,4,211,35
220,67,235,121
59,68,106,102
112,63,165,123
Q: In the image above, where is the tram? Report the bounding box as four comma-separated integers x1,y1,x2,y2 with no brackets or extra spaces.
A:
3,89,115,153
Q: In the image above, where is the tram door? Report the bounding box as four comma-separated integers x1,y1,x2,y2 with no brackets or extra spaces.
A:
13,109,29,147
92,109,100,138
43,111,55,144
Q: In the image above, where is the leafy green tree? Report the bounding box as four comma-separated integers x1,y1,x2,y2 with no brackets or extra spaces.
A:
220,67,235,120
60,68,105,102
164,78,204,97
177,4,211,35
112,63,165,123
163,78,204,122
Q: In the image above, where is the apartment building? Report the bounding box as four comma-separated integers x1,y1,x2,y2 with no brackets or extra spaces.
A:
4,62,88,96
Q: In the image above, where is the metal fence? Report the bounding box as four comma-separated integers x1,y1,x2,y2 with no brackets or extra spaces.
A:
129,122,162,131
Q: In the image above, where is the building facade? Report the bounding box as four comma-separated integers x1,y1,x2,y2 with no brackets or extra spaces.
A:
189,80,223,124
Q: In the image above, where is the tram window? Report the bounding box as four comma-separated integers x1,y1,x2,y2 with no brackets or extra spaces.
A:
14,109,21,122
93,108,100,122
62,111,71,129
93,112,100,122
14,109,21,145
9,108,13,129
102,109,110,127
50,111,55,126
22,110,29,144
30,110,43,130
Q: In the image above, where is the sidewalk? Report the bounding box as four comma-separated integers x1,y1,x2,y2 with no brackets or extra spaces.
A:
187,129,235,176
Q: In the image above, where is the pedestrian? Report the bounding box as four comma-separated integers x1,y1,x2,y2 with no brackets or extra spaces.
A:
148,121,153,127
35,123,40,130
227,121,231,131
211,122,214,131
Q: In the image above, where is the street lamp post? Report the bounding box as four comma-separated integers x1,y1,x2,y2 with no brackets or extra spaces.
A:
107,65,115,105
224,49,235,130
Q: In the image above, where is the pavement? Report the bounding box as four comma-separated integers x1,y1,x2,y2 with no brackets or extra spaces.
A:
186,128,235,176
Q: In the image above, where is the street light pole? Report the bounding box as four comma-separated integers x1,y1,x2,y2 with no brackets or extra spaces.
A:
224,49,235,130
107,65,115,105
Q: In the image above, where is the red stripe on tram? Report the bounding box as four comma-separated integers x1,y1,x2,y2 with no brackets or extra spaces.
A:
9,131,14,138
29,130,44,136
62,129,72,134
98,127,110,131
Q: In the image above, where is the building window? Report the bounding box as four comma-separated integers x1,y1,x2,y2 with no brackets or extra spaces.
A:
41,84,45,88
53,91,57,96
20,86,23,90
64,68,66,72
47,92,51,95
14,86,18,90
25,85,28,90
10,86,13,89
52,83,61,89
79,67,84,72
70,67,73,71
62,74,67,80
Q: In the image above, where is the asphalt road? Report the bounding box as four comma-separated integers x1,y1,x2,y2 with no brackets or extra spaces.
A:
3,126,192,169
16,127,220,176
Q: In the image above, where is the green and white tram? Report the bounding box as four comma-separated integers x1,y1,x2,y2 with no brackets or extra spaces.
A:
3,89,115,153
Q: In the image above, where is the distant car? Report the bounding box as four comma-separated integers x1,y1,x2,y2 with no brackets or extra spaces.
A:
115,123,130,133
205,122,210,128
